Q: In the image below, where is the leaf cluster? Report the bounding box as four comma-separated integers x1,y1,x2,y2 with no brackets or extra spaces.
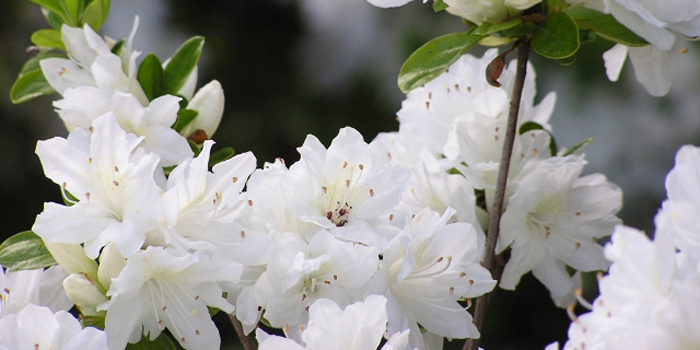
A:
398,0,648,92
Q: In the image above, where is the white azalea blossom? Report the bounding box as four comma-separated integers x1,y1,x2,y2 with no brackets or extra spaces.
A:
0,304,107,350
366,0,542,24
579,0,700,95
562,226,700,349
0,265,71,318
257,295,410,350
498,155,622,297
656,145,700,254
284,127,408,247
369,208,495,349
158,140,265,259
101,246,241,350
33,114,163,259
255,230,378,329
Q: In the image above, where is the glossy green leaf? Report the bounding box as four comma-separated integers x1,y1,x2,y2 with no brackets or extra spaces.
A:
125,332,176,350
11,70,57,104
561,138,593,156
209,147,235,168
31,0,70,24
498,21,537,37
62,0,84,26
398,32,484,93
432,0,448,12
188,140,201,157
42,8,65,30
83,0,110,31
138,53,166,101
80,314,106,329
164,36,205,95
569,8,648,47
172,109,198,133
532,12,580,59
472,19,522,36
0,231,56,271
31,29,65,49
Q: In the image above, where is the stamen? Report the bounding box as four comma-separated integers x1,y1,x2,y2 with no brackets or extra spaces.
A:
566,303,577,322
575,288,593,310
232,177,238,183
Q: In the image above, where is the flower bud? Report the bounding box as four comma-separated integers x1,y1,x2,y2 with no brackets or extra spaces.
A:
43,240,99,282
98,243,126,291
444,0,542,24
183,80,225,139
62,273,109,316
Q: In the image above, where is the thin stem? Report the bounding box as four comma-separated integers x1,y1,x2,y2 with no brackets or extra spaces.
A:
463,38,531,350
229,314,258,350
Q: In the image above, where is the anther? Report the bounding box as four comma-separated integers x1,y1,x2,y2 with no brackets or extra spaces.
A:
114,166,119,172
346,179,350,187
459,272,466,277
162,306,167,311
449,286,454,295
248,200,253,206
113,181,119,186
369,189,374,197
322,186,327,194
232,177,238,183
343,161,348,168
241,231,246,238
359,164,364,170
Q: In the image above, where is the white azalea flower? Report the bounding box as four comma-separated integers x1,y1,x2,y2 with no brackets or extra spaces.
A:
255,230,378,329
365,0,541,24
101,246,241,350
257,295,410,350
396,49,555,163
656,145,700,254
158,140,269,264
33,114,163,259
0,265,71,318
369,208,495,349
579,0,700,95
57,91,193,166
288,127,409,248
562,226,700,350
498,155,622,297
41,20,148,118
0,304,107,350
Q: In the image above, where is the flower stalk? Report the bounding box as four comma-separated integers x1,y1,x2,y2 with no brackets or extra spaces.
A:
464,38,531,350
230,315,258,350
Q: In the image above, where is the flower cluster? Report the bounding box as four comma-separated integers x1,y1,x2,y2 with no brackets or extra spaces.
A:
18,7,625,350
550,145,700,349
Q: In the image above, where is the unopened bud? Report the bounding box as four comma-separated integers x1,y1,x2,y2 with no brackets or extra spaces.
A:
62,273,108,316
98,243,126,291
184,80,224,139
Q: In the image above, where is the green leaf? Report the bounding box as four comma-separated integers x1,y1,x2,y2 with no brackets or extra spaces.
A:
42,8,65,30
209,147,235,168
172,109,198,133
164,36,205,95
125,332,177,350
498,22,537,37
31,0,71,24
188,140,201,157
137,54,166,101
398,32,484,93
569,8,648,47
62,0,84,26
11,70,57,104
432,0,448,12
472,19,522,36
83,0,110,31
80,314,106,329
31,29,65,50
0,231,56,271
561,138,593,156
532,12,580,59
110,40,125,55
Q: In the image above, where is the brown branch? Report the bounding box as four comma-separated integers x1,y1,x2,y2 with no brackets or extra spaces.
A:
229,314,258,350
463,38,531,350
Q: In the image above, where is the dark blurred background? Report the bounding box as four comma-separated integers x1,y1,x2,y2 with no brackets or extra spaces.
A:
2,1,700,349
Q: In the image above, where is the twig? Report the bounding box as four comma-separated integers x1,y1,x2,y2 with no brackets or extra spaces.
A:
229,314,258,350
463,38,531,350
